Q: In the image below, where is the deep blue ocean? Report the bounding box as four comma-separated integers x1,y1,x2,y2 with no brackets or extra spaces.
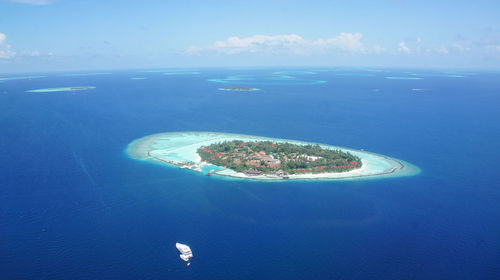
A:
1,68,499,279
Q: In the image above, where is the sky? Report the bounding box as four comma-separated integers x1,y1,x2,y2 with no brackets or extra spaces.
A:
1,0,500,73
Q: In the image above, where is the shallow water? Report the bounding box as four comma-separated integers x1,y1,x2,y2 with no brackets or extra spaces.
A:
208,73,327,85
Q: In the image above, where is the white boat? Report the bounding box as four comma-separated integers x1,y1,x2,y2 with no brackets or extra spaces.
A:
176,242,193,262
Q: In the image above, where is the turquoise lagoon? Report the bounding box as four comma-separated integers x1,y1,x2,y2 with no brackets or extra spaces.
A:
127,132,419,181
208,74,326,85
385,76,424,80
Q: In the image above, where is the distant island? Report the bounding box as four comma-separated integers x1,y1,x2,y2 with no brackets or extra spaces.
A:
0,76,46,82
126,132,420,181
198,140,361,176
219,87,260,92
26,86,96,93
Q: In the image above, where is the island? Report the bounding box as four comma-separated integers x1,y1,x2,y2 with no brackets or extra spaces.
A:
126,132,420,181
208,74,327,86
273,71,317,75
0,76,46,82
218,87,260,92
26,86,96,93
62,73,111,77
198,140,361,176
163,71,200,75
385,76,423,80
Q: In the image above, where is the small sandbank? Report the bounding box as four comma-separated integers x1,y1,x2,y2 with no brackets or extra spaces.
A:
218,87,260,92
385,76,423,80
62,73,111,77
126,132,419,181
273,71,317,75
0,76,46,81
26,86,96,93
163,71,200,75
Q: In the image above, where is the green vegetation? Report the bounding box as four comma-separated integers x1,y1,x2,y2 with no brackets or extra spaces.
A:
198,140,362,175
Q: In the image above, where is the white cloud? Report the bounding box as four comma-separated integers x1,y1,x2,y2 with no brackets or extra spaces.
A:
398,42,411,54
0,33,16,59
8,0,52,5
396,39,474,56
451,43,470,52
371,44,387,54
185,33,372,55
311,32,366,53
15,50,41,57
435,47,449,54
210,34,306,55
486,45,500,52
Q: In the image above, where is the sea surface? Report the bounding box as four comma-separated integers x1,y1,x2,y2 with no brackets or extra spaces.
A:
1,68,499,279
